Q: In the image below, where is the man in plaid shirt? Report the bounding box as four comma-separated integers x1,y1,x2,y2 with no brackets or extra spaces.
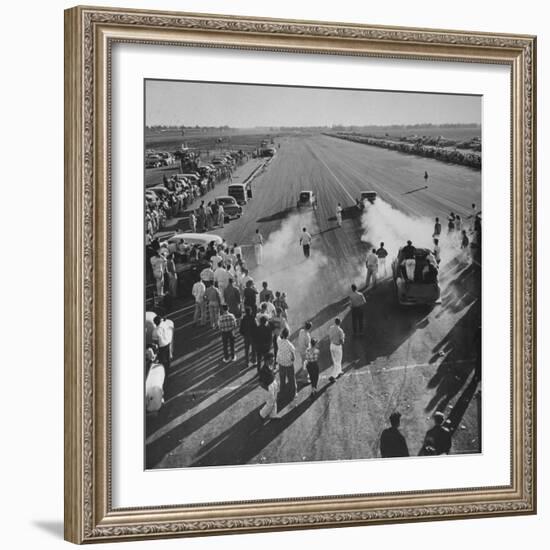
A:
219,304,237,363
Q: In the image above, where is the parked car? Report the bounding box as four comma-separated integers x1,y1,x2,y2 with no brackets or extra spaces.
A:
391,247,441,306
147,185,171,200
215,196,243,220
297,190,317,209
160,232,223,254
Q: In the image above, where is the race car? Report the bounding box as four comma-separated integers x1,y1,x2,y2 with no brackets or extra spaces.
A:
357,190,377,210
391,247,441,306
297,190,317,209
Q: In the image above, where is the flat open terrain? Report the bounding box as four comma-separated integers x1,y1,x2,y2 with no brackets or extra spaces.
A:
146,133,481,469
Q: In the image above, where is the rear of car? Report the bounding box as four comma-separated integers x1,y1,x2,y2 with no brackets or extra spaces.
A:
228,184,248,205
360,191,377,208
216,196,243,220
392,247,441,306
297,191,316,209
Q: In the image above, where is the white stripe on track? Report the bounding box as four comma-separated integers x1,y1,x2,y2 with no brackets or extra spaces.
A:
315,153,356,202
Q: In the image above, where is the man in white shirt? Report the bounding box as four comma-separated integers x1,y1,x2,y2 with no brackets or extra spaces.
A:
192,279,206,326
328,318,346,382
335,203,343,227
152,316,174,369
299,227,312,258
366,248,379,288
276,328,297,405
253,229,264,266
214,262,231,298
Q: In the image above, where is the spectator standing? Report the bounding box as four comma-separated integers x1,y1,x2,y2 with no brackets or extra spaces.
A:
349,284,366,335
223,277,241,317
239,307,257,367
295,321,312,373
219,305,237,362
420,412,452,455
243,279,258,316
273,291,289,320
305,338,320,396
204,282,222,329
255,316,273,371
299,227,312,258
189,210,197,233
152,315,174,369
460,229,470,262
191,279,206,326
276,328,297,404
380,412,410,458
328,318,345,382
214,262,231,299
376,242,389,277
253,229,264,266
259,281,274,303
217,204,225,228
366,248,379,288
258,352,280,421
150,251,167,298
165,254,178,298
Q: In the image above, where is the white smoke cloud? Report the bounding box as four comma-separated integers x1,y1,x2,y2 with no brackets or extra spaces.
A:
251,210,329,328
360,199,463,265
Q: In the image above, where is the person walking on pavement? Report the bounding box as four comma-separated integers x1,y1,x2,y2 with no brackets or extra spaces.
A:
380,412,410,458
276,328,297,405
218,304,237,363
300,227,312,258
420,412,452,455
253,229,264,266
239,307,257,367
204,281,222,329
460,229,470,263
433,238,441,266
447,212,456,234
376,242,388,277
349,284,366,335
402,240,416,282
366,248,379,288
258,352,280,422
335,203,343,227
305,338,320,397
433,217,442,239
192,278,206,326
328,318,346,382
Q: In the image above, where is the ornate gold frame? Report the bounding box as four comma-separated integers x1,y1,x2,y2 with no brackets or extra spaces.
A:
64,5,537,544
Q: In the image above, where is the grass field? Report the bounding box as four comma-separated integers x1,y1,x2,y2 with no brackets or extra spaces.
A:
359,125,481,141
145,128,281,153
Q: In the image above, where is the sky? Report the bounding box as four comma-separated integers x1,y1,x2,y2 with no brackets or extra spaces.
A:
145,79,481,128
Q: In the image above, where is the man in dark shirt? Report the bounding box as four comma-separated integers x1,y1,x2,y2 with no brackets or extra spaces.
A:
243,279,258,316
420,412,452,455
254,316,273,372
239,307,257,367
380,412,410,458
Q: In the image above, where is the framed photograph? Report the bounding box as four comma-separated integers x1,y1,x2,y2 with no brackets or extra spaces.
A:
64,5,537,544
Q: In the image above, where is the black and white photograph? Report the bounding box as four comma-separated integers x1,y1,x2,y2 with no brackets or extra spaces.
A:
144,79,482,470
